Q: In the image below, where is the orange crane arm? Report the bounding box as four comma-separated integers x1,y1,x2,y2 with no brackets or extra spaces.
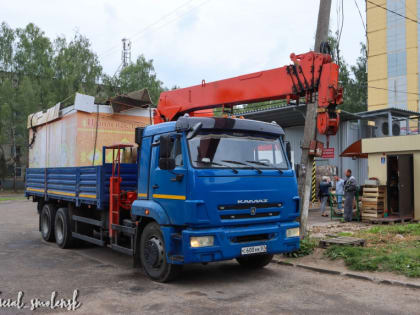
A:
154,51,342,135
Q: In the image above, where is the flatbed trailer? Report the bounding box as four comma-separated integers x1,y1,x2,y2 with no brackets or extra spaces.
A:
26,146,138,251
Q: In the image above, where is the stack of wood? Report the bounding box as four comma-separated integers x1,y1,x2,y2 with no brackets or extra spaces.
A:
361,186,386,221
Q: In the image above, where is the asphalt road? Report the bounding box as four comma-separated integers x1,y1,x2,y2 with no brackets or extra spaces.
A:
0,199,419,314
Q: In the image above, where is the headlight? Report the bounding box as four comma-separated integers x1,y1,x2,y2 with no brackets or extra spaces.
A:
286,227,300,238
190,236,214,248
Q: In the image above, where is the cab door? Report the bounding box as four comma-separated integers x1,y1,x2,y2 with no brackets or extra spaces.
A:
150,133,188,224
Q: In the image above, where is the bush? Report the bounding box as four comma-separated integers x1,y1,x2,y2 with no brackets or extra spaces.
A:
284,237,318,258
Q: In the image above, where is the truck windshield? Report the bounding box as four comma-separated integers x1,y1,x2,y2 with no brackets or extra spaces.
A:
188,131,288,170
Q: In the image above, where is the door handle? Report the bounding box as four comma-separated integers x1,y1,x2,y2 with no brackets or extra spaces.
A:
170,174,184,182
152,184,159,189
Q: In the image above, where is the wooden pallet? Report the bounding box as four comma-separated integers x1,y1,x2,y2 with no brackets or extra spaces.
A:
361,185,384,220
362,202,384,208
361,206,384,211
366,217,413,225
319,237,366,248
361,212,384,218
363,192,385,198
362,209,384,214
362,196,384,202
363,186,385,193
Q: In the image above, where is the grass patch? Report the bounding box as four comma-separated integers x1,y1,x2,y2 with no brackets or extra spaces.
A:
0,196,25,201
284,237,318,258
337,232,353,237
324,223,420,277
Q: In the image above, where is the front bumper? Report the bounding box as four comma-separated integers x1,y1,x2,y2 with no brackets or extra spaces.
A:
176,221,300,264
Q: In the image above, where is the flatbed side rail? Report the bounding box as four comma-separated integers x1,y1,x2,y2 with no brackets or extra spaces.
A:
25,164,137,209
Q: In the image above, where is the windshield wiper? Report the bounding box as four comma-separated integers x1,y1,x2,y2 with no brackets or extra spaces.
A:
195,160,238,174
221,160,262,174
245,160,283,174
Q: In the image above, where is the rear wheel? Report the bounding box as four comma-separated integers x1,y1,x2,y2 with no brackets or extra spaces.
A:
54,208,74,249
140,222,182,282
40,204,57,242
236,254,273,269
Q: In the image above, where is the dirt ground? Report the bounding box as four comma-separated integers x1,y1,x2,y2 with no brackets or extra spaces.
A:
0,199,419,314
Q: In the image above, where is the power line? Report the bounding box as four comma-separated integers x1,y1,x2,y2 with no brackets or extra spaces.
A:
336,0,344,49
137,0,210,38
398,0,417,19
232,85,420,114
366,0,419,24
99,0,194,57
99,0,207,58
367,85,420,96
353,0,369,56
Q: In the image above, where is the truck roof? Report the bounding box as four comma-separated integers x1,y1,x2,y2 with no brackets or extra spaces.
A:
143,117,285,137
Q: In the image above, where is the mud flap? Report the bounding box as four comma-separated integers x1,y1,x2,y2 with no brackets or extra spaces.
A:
133,225,142,268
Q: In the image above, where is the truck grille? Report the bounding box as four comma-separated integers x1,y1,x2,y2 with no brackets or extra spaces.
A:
231,234,270,243
218,202,282,210
218,202,282,221
220,212,280,220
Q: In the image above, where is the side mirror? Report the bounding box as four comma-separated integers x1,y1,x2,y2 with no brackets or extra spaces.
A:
285,141,292,162
159,134,175,170
159,158,175,170
187,122,203,140
159,135,172,158
135,127,145,146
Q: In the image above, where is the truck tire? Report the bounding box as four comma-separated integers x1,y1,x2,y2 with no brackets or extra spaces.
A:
40,203,57,242
236,254,273,269
140,222,182,282
54,208,74,249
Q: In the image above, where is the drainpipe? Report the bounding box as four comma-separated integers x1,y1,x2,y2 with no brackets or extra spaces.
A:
388,112,393,136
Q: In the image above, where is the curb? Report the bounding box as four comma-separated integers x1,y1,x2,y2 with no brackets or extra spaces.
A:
295,264,341,275
272,258,420,290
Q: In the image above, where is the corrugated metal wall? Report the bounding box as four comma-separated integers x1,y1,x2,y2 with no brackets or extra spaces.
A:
284,121,368,185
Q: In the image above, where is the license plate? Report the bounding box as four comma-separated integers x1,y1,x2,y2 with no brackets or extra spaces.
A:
241,245,267,255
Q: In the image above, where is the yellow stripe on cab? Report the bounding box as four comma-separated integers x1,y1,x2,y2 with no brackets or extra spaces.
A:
153,194,186,200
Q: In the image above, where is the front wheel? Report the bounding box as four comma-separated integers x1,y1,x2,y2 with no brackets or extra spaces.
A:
140,222,182,282
236,254,273,269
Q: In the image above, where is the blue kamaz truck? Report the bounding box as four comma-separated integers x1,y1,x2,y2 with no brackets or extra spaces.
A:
24,48,352,282
26,116,300,282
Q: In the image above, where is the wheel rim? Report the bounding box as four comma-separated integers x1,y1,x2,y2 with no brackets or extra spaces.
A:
144,236,164,269
41,212,49,235
56,216,64,243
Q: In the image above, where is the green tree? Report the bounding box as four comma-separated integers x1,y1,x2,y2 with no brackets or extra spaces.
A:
328,31,367,113
0,22,103,189
53,33,102,103
347,43,367,113
103,55,164,105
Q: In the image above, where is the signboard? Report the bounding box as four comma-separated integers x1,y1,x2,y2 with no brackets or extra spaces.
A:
321,148,335,159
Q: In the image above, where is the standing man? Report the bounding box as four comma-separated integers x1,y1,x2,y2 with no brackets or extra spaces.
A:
319,176,332,217
334,176,345,210
343,169,357,222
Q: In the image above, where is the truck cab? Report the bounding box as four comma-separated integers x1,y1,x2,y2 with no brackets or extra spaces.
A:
132,116,300,281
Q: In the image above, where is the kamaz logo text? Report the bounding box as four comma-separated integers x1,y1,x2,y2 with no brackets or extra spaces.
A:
237,199,268,204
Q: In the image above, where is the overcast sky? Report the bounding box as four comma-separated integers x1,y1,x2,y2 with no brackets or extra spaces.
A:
3,0,366,88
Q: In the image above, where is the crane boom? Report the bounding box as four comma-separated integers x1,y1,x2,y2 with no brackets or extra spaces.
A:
154,51,342,136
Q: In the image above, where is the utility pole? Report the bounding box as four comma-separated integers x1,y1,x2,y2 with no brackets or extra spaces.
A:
114,38,132,76
298,0,331,237
121,38,132,69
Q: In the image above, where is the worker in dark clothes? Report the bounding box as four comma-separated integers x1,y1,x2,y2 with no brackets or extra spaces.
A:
319,176,332,217
343,169,357,222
